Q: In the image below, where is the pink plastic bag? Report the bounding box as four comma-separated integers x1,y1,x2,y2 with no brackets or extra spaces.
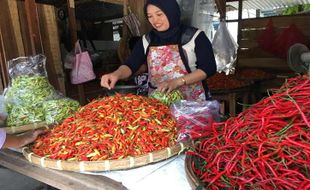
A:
70,41,96,84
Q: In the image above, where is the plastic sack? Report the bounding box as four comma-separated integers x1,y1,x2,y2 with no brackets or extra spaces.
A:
4,55,60,126
170,100,220,142
5,76,59,107
0,95,7,127
271,24,306,58
178,0,215,39
6,104,45,126
43,98,80,125
7,54,47,79
257,20,275,53
70,40,96,84
212,21,238,75
64,50,75,69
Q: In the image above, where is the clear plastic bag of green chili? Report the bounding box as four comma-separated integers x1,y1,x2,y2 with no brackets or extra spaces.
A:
6,104,45,126
43,98,80,125
4,54,60,127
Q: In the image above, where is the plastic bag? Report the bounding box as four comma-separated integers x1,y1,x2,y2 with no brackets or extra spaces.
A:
43,98,80,125
4,54,60,126
70,40,96,84
0,95,7,127
5,75,59,107
271,24,306,58
178,0,215,39
149,89,183,106
257,20,275,53
7,54,47,79
6,104,45,126
64,50,75,69
212,21,238,75
170,100,220,142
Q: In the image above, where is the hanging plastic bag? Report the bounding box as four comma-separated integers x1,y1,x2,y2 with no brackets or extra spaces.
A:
64,50,75,69
271,24,306,58
170,100,220,142
212,21,238,75
70,40,96,84
191,0,215,38
257,20,275,53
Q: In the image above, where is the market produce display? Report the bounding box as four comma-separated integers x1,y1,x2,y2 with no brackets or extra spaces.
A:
5,75,79,126
235,68,274,81
43,98,80,124
31,94,178,161
149,89,183,106
187,75,310,189
5,76,59,126
207,72,250,90
171,100,220,141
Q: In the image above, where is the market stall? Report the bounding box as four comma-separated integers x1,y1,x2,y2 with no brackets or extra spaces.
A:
0,0,309,190
0,149,127,190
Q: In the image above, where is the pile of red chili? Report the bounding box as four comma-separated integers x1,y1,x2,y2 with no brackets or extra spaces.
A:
32,94,177,161
207,72,251,90
235,68,274,81
187,75,310,189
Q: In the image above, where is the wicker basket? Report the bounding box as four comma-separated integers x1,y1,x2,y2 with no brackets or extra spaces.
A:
22,142,188,172
185,154,206,190
4,122,49,134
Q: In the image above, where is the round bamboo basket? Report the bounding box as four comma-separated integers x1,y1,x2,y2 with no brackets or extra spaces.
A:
4,122,49,134
22,142,188,172
185,154,206,190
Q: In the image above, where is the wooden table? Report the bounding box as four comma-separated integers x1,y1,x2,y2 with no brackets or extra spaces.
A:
211,87,251,116
0,149,128,190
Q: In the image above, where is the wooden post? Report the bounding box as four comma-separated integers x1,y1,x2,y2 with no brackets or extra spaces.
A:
24,0,43,55
128,0,150,34
0,29,7,92
67,0,86,105
236,0,243,69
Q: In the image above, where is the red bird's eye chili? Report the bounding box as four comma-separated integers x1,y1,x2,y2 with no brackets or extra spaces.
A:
32,94,178,161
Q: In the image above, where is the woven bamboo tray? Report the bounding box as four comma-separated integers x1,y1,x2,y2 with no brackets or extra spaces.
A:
185,154,206,190
3,122,49,134
22,142,188,172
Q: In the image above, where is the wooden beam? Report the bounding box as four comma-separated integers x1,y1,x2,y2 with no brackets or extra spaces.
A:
25,0,43,55
38,4,66,94
0,149,127,190
98,0,124,5
0,0,19,61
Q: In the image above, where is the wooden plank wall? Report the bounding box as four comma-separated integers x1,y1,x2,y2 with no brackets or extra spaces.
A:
0,0,65,94
237,14,310,73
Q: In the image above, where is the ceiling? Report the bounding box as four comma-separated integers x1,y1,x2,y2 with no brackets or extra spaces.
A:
227,0,310,10
35,0,123,21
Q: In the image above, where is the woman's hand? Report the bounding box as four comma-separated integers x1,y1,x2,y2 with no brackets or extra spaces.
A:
19,130,46,147
100,73,119,90
2,129,46,149
100,65,133,90
157,78,184,93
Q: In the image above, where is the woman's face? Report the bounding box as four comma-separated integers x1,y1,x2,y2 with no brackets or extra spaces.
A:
146,4,170,32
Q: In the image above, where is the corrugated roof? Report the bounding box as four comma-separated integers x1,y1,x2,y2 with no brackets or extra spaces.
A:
228,0,310,10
